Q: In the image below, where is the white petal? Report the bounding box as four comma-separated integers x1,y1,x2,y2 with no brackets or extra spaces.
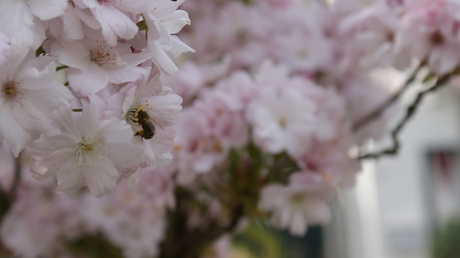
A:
105,66,148,84
67,65,109,96
105,143,143,169
148,41,178,74
92,5,138,45
164,10,190,34
29,0,67,20
115,0,155,13
0,44,27,79
83,156,119,197
50,40,91,70
39,145,76,175
0,104,31,157
289,211,307,236
56,159,86,192
304,200,332,224
61,5,84,40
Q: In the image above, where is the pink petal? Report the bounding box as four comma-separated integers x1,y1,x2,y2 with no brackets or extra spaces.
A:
83,156,119,197
67,65,109,96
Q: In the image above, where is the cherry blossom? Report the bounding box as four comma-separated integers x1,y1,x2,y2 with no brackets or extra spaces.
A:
28,97,144,197
2,0,460,256
48,35,150,96
72,0,141,46
142,0,194,74
260,173,333,236
0,45,73,156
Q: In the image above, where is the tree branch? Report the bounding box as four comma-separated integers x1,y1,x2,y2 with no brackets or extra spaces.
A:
358,74,451,159
352,64,423,132
0,155,22,222
9,155,21,199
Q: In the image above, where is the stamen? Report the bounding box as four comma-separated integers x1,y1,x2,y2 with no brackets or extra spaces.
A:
291,192,305,203
90,41,116,66
2,81,17,99
1,81,24,102
75,137,100,167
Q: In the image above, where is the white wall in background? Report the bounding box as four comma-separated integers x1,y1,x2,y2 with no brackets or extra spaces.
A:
325,72,460,258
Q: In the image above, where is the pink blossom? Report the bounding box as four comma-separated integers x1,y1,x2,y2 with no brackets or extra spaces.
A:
72,0,140,46
246,86,317,156
28,0,67,21
0,0,45,49
1,192,63,257
29,97,144,197
142,1,194,74
399,0,460,74
260,172,333,236
105,68,182,169
0,46,73,156
48,35,150,96
47,2,86,41
80,166,173,258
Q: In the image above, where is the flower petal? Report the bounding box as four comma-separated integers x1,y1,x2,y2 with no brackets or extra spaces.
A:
83,156,119,197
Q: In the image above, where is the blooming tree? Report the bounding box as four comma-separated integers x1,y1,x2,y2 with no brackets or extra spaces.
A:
0,0,459,257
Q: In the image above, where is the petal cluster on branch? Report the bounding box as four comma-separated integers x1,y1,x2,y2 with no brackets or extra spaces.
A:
2,0,460,257
0,0,191,195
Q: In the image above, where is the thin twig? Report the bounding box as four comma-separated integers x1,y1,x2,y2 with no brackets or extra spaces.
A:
0,154,22,222
352,64,423,132
8,155,21,200
359,74,451,159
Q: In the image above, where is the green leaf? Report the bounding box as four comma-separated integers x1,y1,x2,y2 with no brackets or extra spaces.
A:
137,20,148,31
35,46,45,57
422,72,436,83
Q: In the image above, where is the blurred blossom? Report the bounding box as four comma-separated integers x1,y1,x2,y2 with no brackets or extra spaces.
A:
1,0,460,257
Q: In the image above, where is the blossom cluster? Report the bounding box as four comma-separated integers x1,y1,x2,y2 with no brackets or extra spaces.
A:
0,145,174,258
0,0,191,197
3,0,460,257
168,0,460,237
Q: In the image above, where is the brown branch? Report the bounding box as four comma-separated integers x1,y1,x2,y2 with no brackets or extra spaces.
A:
352,64,423,132
9,155,21,199
358,74,451,159
158,188,245,258
0,155,21,222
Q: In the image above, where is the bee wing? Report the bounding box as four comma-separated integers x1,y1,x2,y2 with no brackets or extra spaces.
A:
152,118,165,131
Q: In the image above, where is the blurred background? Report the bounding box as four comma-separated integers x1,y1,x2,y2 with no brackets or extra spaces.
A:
231,71,460,258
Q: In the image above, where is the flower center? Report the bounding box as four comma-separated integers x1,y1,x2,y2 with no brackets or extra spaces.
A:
430,31,444,46
298,49,308,59
76,137,100,166
90,42,115,66
386,32,394,42
2,81,18,100
278,117,287,128
291,192,306,204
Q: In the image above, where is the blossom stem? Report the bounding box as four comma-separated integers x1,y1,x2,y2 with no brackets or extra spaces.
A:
56,65,69,71
8,155,21,199
35,46,45,57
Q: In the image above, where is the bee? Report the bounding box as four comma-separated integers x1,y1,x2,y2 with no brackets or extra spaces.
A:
134,110,156,140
